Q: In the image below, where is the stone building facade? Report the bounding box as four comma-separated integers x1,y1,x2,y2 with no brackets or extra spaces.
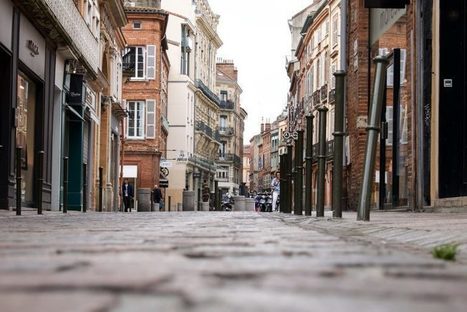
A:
0,0,126,212
215,59,247,195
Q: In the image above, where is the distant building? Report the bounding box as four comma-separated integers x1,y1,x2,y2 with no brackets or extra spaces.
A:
215,59,247,195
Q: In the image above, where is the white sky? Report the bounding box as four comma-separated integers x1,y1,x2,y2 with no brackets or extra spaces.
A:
209,0,312,142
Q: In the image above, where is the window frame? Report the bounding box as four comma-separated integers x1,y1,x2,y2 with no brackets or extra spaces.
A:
127,100,145,139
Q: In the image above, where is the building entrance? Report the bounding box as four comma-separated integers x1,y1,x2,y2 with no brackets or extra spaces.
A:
439,0,467,198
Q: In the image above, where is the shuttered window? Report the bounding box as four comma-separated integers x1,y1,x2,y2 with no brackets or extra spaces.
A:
146,45,156,80
146,99,156,138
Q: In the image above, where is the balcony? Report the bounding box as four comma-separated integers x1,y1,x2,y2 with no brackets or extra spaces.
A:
217,153,242,166
219,100,234,110
329,88,336,104
326,140,334,158
196,79,221,106
320,84,328,103
196,121,220,142
219,127,234,136
122,48,135,78
313,90,321,106
189,154,216,172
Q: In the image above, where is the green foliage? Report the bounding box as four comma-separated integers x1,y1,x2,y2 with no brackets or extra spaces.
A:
432,244,459,261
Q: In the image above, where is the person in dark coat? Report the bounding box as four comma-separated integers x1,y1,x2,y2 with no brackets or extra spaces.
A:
152,184,162,211
122,179,134,212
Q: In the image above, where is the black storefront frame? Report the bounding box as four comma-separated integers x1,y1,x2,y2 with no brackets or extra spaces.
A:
0,6,56,210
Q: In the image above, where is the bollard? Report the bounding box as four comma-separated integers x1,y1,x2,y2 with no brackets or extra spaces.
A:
37,151,44,215
16,147,22,216
279,154,286,213
305,114,314,216
168,196,172,212
151,190,154,212
316,106,328,217
214,180,219,211
98,167,103,212
286,143,294,214
332,71,346,218
63,157,69,213
294,130,304,215
83,163,87,213
358,56,389,221
197,188,201,211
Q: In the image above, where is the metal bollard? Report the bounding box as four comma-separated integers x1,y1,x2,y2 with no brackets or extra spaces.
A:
63,157,69,213
316,106,328,217
305,114,314,216
294,130,304,215
358,56,389,221
286,143,294,214
151,190,154,212
332,71,346,218
83,163,87,213
98,167,103,212
168,196,171,212
16,147,22,216
37,151,44,215
214,180,219,211
279,154,287,212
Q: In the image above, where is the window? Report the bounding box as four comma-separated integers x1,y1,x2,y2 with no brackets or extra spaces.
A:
128,47,145,79
133,21,141,29
331,63,337,89
127,101,145,139
220,115,227,129
381,48,407,87
332,14,339,48
220,90,228,101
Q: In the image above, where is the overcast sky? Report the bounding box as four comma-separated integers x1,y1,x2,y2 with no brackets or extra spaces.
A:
209,0,312,142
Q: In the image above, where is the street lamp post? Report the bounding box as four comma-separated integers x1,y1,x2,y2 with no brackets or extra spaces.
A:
316,106,328,217
332,71,346,218
305,113,314,216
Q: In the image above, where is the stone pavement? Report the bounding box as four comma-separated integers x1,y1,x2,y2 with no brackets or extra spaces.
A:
1,211,467,312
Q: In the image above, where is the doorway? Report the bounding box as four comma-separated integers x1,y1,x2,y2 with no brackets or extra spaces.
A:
439,0,467,198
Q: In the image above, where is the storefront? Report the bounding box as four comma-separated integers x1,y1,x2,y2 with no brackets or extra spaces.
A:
0,1,55,210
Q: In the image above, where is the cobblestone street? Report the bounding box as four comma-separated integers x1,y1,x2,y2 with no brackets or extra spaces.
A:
1,211,467,312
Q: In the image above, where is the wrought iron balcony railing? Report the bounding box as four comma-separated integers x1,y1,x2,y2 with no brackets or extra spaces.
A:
320,84,328,102
219,100,234,110
196,79,221,106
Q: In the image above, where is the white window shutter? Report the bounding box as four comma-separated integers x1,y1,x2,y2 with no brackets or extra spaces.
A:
146,99,156,138
146,45,156,80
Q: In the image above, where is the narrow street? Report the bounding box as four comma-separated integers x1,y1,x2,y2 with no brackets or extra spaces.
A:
1,211,467,312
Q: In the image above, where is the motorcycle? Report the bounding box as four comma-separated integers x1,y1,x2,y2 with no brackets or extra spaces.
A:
221,193,234,211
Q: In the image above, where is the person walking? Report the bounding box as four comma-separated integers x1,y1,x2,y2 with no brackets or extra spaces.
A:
122,179,134,212
152,184,162,211
271,172,280,212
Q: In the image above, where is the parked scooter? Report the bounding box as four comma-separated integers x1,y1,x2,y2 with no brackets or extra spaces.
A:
221,193,234,211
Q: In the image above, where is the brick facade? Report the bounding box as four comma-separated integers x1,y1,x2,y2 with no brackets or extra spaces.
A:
122,7,169,211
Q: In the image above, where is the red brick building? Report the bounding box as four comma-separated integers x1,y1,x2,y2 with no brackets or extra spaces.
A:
121,5,169,211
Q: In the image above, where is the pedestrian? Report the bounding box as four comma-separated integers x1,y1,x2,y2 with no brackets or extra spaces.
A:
271,171,280,212
152,184,162,211
121,179,134,212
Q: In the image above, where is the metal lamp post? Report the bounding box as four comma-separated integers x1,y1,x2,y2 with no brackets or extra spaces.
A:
305,112,314,216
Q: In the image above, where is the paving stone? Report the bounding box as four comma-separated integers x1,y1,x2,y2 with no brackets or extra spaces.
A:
1,211,467,311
